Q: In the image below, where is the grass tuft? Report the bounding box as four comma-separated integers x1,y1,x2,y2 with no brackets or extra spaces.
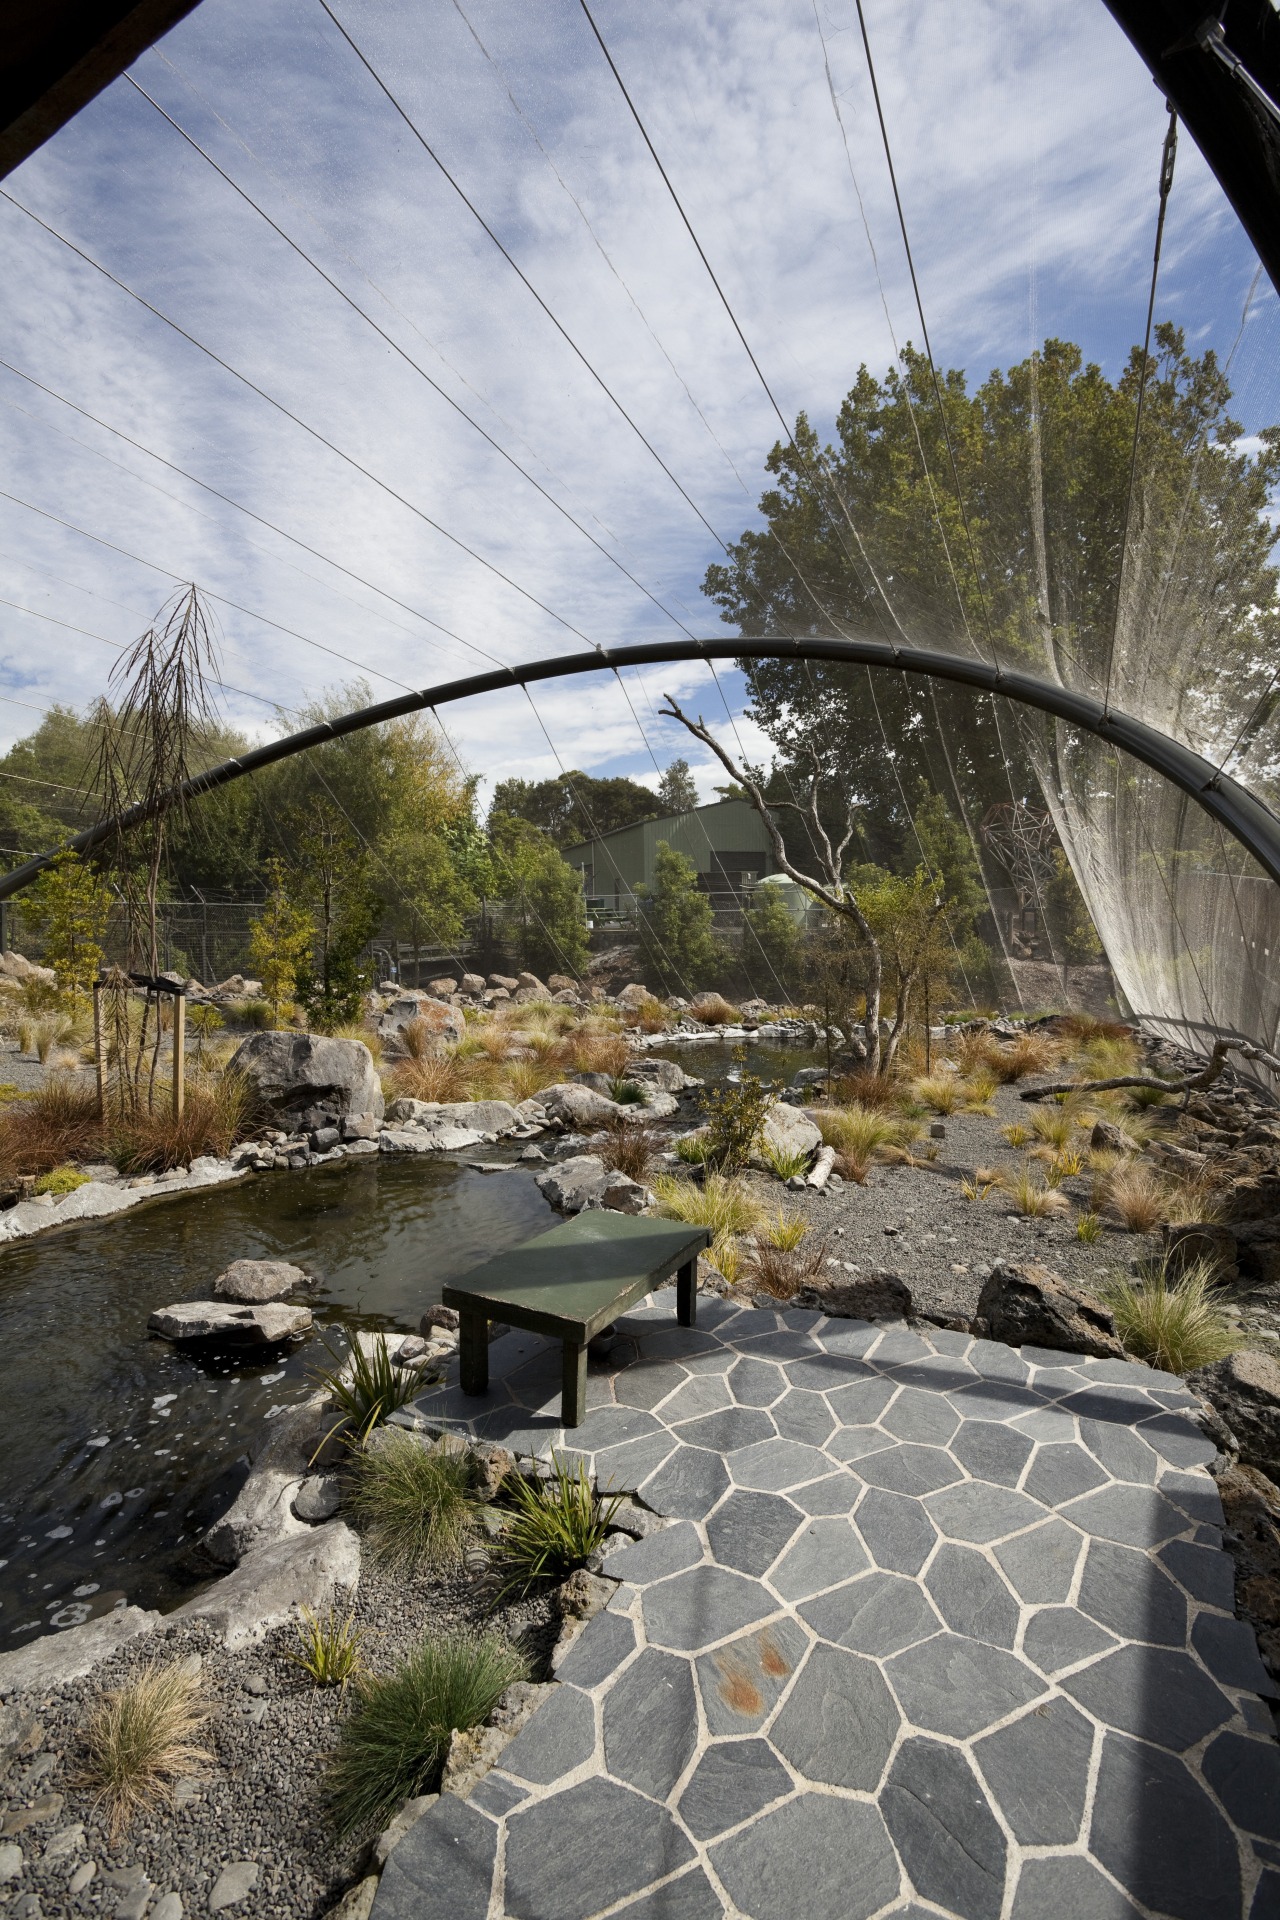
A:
488,1455,619,1600
817,1105,919,1183
1075,1212,1104,1243
346,1431,479,1572
761,1208,809,1251
109,1073,251,1174
691,994,739,1026
599,1121,659,1183
286,1604,365,1688
326,1631,528,1840
394,1054,470,1103
1009,1161,1070,1217
79,1659,210,1839
0,1074,102,1181
312,1330,424,1449
1102,1162,1167,1233
1104,1256,1242,1374
653,1171,764,1241
607,1076,647,1106
34,1163,90,1196
762,1143,812,1180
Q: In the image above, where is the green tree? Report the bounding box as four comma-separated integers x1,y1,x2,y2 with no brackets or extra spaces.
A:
490,771,660,845
248,859,316,1023
287,808,383,1029
636,842,722,994
487,813,589,978
656,759,698,815
854,865,958,1067
17,846,111,1008
743,884,803,999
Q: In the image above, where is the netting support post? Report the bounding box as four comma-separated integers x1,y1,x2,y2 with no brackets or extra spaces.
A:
172,990,185,1122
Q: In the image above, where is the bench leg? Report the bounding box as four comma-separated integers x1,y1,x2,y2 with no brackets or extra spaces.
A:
561,1340,588,1428
459,1311,489,1396
676,1257,697,1328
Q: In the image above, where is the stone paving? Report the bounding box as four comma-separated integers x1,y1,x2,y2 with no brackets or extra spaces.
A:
373,1292,1280,1920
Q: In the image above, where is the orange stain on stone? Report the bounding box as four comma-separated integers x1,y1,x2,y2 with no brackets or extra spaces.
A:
758,1634,792,1679
716,1655,764,1717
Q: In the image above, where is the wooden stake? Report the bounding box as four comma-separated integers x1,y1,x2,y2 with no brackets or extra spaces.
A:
93,980,106,1121
172,990,185,1121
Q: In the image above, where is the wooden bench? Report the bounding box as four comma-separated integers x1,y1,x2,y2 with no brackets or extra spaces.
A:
442,1212,712,1427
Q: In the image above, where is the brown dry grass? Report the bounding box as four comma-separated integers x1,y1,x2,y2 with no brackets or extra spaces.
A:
830,1069,907,1112
110,1073,251,1174
1101,1162,1166,1233
0,1074,103,1179
746,1236,828,1300
393,1055,470,1103
977,1031,1062,1083
691,994,740,1026
79,1659,211,1839
599,1122,660,1182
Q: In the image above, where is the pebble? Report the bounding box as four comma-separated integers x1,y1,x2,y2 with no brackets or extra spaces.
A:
209,1861,259,1909
1,1794,63,1836
243,1674,269,1696
151,1894,183,1920
0,1841,22,1881
68,1860,96,1894
40,1823,84,1861
12,1895,42,1918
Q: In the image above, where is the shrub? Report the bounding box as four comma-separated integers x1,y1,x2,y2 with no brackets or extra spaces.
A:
1104,1257,1242,1374
79,1659,210,1838
326,1632,528,1839
599,1122,659,1183
109,1073,251,1174
489,1455,620,1600
312,1330,424,1447
1103,1163,1166,1234
1009,1162,1070,1217
0,1075,102,1181
698,1066,772,1171
287,1604,364,1688
34,1164,89,1196
346,1432,478,1572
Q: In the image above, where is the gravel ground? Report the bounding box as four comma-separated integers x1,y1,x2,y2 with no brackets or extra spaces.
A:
0,1536,560,1920
755,1078,1156,1324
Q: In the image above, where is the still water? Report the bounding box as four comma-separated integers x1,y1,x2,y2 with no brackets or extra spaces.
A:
0,1157,557,1644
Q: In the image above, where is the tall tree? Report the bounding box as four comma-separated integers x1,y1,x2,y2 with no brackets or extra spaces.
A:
656,759,699,815
490,771,660,845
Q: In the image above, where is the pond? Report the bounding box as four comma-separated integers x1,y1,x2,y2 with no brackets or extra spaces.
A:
0,1156,557,1646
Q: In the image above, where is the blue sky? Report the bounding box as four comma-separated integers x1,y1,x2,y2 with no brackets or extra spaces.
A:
0,0,1275,810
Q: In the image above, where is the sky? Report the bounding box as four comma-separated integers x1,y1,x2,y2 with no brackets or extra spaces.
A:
0,0,1275,821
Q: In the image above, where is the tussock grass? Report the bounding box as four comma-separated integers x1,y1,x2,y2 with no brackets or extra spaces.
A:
326,1631,528,1840
1104,1256,1242,1374
761,1208,809,1251
607,1076,647,1106
747,1236,827,1300
555,1030,631,1078
912,1075,967,1115
1000,1122,1032,1149
79,1659,211,1839
599,1122,659,1183
500,1059,559,1104
110,1073,251,1174
312,1330,423,1447
1075,1213,1104,1243
689,994,739,1025
653,1172,765,1240
287,1604,364,1688
393,1055,469,1103
1030,1107,1075,1150
961,1166,1005,1202
489,1455,619,1600
818,1104,918,1182
978,1030,1062,1082
1009,1161,1070,1217
830,1069,907,1112
1102,1162,1166,1233
0,1074,102,1180
674,1131,713,1165
762,1143,811,1180
346,1432,479,1573
1074,1034,1143,1080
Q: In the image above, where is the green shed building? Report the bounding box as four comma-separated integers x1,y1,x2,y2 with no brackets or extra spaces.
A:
562,798,777,914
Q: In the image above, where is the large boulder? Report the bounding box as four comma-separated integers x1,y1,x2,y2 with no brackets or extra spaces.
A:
534,1154,650,1215
538,1082,631,1129
973,1261,1126,1359
0,1606,159,1697
626,1057,686,1093
213,1258,312,1304
385,1098,523,1137
377,994,464,1051
148,1300,312,1342
229,1033,384,1123
203,1390,335,1566
1188,1349,1280,1478
750,1102,822,1169
172,1520,360,1647
793,1271,913,1321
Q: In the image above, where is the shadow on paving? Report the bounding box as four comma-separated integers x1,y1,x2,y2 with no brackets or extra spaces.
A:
373,1290,1280,1920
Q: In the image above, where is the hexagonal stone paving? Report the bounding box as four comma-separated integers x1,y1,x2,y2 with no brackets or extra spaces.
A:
375,1288,1274,1920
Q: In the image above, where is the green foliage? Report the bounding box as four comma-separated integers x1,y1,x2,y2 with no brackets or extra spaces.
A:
80,1659,210,1840
488,1456,620,1601
762,1143,811,1180
346,1432,479,1572
286,1605,364,1689
186,1002,224,1067
653,1171,765,1240
487,813,589,977
1045,848,1104,963
1104,1257,1242,1374
34,1165,89,1196
743,884,803,995
656,758,699,814
636,842,722,994
17,848,110,1009
247,859,315,1023
287,808,381,1029
1075,1212,1104,1243
311,1330,423,1449
698,1059,772,1171
607,1077,646,1105
490,770,660,845
326,1632,528,1840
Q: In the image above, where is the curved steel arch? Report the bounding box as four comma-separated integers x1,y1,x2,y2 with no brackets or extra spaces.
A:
2,635,1279,899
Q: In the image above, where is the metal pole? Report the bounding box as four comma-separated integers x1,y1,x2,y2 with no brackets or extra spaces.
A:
172,990,185,1120
93,980,107,1120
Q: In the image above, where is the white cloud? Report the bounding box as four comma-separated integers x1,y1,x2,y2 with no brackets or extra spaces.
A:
0,0,1274,802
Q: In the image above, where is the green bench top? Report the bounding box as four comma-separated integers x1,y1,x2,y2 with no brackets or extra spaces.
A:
442,1212,711,1343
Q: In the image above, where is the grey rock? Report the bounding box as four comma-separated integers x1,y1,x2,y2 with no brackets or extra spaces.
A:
172,1520,359,1646
229,1031,384,1121
373,1796,438,1870
537,1083,632,1129
639,1445,730,1520
503,1685,596,1787
924,1543,1019,1648
534,1153,651,1215
973,1260,1125,1358
212,1258,311,1303
147,1299,312,1343
0,1842,22,1882
1077,1538,1187,1645
1202,1729,1280,1841
603,1649,697,1798
0,1606,158,1696
793,1270,913,1321
150,1897,183,1920
325,1877,378,1920
677,1740,791,1841
771,1643,899,1790
209,1861,259,1910
706,1491,805,1578
1010,1856,1141,1918
887,1632,1045,1739
1090,1729,1241,1920
203,1391,333,1564
294,1473,342,1522
710,1792,899,1920
553,1611,636,1688
643,1565,772,1652
1187,1348,1280,1479
695,1618,810,1736
503,1776,693,1920
973,1696,1094,1843
1063,1643,1232,1750
39,1823,84,1861
68,1862,96,1895
855,1488,938,1574
882,1737,1006,1920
